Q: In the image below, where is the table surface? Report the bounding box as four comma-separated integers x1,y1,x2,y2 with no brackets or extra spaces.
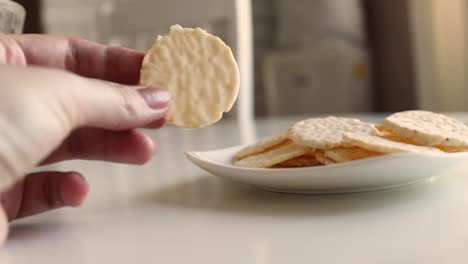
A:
2,113,468,264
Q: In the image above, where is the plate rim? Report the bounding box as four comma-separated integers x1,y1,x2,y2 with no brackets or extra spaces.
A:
185,144,468,173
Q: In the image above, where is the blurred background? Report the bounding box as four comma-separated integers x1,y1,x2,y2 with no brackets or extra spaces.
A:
12,0,468,117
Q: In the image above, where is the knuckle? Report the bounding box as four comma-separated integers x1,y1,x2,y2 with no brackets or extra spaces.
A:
42,173,62,209
0,35,26,65
52,93,78,132
115,85,141,120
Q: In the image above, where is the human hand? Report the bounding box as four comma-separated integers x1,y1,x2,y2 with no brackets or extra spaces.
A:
0,35,170,244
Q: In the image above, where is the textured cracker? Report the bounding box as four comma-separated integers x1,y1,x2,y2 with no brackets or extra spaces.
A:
234,142,308,168
343,133,443,154
382,110,468,147
140,25,239,128
315,150,336,165
433,145,468,153
234,133,288,160
288,117,378,149
378,128,422,145
324,148,382,163
379,128,468,153
274,151,320,167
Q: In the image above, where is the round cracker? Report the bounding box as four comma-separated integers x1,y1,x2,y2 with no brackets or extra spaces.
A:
379,127,468,153
274,156,321,167
377,128,422,146
288,117,378,149
315,150,336,165
140,25,239,128
382,110,468,147
273,150,320,167
234,142,309,168
234,132,288,161
343,133,443,154
324,148,382,163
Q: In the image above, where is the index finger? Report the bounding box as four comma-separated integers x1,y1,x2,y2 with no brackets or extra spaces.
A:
6,34,145,85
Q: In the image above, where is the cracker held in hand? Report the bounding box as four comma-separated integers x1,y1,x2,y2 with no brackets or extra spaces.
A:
140,25,240,128
382,110,468,147
288,117,378,149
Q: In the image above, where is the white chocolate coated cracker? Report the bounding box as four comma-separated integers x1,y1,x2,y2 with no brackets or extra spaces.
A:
140,25,239,128
288,117,378,149
382,110,468,147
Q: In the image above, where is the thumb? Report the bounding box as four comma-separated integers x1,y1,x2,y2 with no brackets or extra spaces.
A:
0,65,170,193
70,78,171,130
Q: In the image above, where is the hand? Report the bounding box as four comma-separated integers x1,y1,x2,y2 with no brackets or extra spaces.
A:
0,35,170,244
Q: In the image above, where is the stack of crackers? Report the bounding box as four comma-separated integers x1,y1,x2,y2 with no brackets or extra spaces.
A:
233,111,468,168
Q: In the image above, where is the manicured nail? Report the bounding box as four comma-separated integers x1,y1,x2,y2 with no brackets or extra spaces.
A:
138,88,171,109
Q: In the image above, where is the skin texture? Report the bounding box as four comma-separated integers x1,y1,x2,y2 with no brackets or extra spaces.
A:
0,34,170,245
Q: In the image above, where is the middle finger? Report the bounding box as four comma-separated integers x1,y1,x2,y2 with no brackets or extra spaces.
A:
41,128,159,165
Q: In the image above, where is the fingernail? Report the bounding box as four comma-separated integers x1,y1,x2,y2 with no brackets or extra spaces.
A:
138,88,171,109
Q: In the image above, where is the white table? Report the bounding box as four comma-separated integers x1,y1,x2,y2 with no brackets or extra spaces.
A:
2,113,468,264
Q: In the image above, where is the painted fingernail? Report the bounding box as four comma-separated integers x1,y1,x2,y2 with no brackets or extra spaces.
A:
138,88,171,109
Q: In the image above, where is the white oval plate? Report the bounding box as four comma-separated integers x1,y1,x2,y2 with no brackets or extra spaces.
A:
185,145,468,194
